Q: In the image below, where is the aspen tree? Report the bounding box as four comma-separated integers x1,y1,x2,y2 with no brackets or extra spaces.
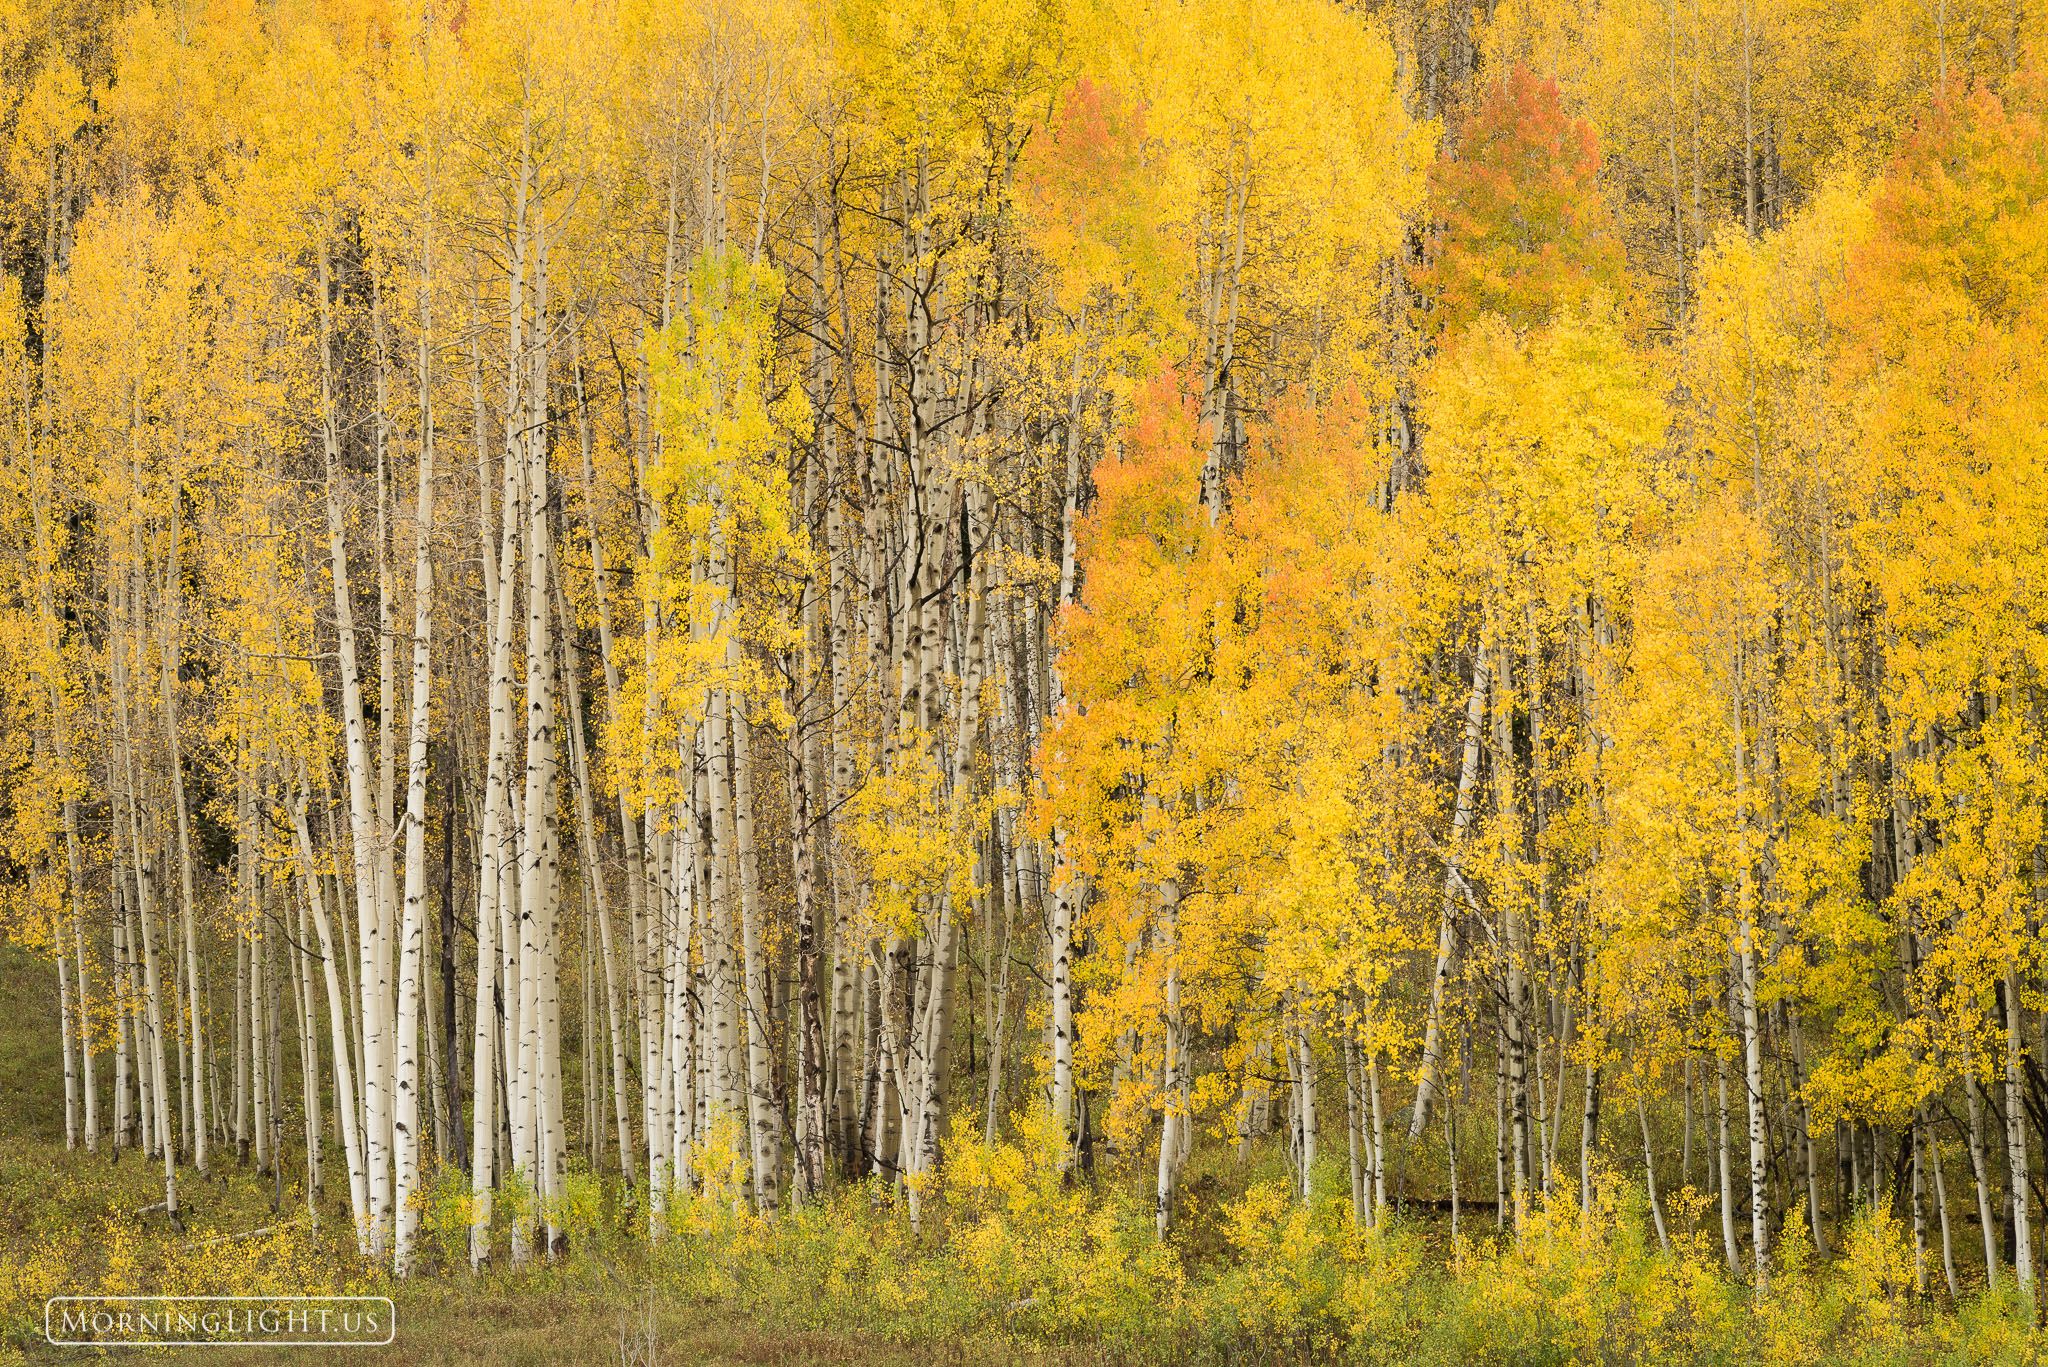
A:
391,159,441,1275
319,240,396,1257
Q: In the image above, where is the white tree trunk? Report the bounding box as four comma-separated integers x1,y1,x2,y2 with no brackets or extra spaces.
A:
390,271,438,1273
320,243,393,1257
289,783,371,1252
2006,964,2034,1299
1155,878,1182,1239
1413,650,1491,1139
513,195,558,1264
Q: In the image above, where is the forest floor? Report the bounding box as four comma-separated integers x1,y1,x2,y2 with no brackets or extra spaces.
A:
7,935,2041,1367
0,942,1072,1367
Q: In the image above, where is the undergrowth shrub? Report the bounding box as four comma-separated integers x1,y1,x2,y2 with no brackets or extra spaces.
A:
3,1119,2044,1365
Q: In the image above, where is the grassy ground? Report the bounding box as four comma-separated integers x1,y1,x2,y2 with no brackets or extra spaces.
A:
154,1292,1019,1367
13,1275,1018,1367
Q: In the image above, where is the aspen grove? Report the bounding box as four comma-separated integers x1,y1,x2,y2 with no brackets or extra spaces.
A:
5,0,2048,1321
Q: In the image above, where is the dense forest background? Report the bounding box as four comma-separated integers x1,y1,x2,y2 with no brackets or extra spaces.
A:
1,0,2046,1345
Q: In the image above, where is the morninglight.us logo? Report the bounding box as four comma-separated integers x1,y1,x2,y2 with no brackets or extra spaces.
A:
45,1296,395,1347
